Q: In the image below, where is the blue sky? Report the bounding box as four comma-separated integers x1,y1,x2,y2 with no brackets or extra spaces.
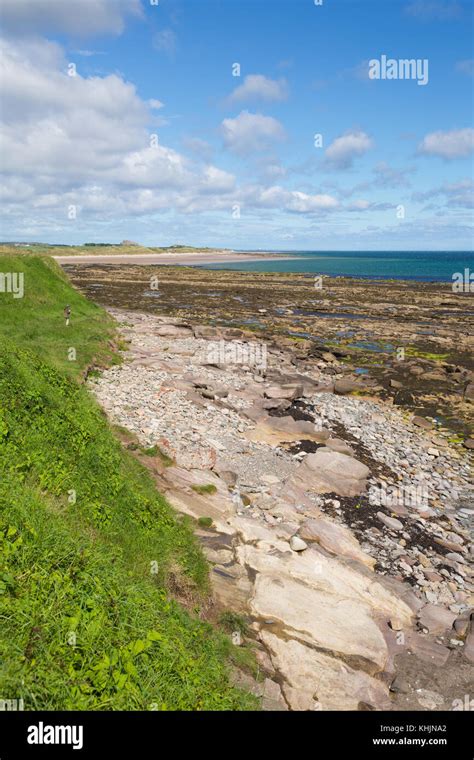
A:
1,0,473,249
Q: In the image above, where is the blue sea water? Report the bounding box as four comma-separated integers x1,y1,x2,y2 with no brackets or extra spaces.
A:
202,250,473,282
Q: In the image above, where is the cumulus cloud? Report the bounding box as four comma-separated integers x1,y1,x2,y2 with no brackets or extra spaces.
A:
0,36,343,236
412,179,474,208
227,75,288,104
324,130,373,169
417,128,474,159
221,111,286,155
0,0,143,37
373,162,414,188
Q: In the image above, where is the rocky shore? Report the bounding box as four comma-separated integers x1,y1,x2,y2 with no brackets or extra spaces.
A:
88,307,473,712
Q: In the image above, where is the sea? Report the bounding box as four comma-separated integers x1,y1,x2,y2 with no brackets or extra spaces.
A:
201,250,474,282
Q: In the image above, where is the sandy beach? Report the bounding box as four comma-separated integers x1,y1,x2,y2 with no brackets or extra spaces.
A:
53,251,298,266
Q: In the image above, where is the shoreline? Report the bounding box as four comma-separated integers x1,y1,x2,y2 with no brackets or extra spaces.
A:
53,251,300,266
64,262,474,440
88,306,473,711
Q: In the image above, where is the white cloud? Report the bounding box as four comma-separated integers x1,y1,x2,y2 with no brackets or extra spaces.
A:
417,128,474,159
1,37,343,236
0,0,143,37
221,111,286,155
412,179,474,208
324,130,373,169
227,75,288,104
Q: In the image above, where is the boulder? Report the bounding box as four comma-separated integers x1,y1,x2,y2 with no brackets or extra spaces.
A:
334,378,363,395
264,384,303,400
299,518,375,569
417,605,457,635
464,632,474,663
299,449,370,497
156,324,193,338
412,416,433,430
193,324,223,340
325,437,355,456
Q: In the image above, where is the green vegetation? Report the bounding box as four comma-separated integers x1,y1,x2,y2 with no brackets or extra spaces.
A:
192,484,218,496
0,243,226,258
197,517,214,529
404,346,449,362
141,445,174,467
0,255,256,710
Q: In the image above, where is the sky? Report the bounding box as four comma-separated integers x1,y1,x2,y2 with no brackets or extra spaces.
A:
0,0,473,250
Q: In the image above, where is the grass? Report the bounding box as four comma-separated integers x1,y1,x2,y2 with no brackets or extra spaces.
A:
0,244,227,258
0,255,257,711
191,484,218,496
141,445,175,467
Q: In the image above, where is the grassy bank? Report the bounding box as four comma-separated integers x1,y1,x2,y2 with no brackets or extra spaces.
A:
0,255,256,710
0,243,226,257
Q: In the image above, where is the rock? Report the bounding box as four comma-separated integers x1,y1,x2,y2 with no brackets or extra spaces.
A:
463,438,474,450
260,633,391,711
239,545,413,669
412,416,433,430
454,617,470,637
464,383,474,400
334,378,362,395
427,448,440,457
289,535,308,552
299,517,375,569
377,512,403,532
262,678,288,711
325,438,355,456
390,675,410,694
156,324,193,338
405,631,450,667
416,689,444,710
390,379,403,389
216,469,238,488
299,449,370,497
417,604,457,635
264,384,303,400
464,632,474,663
193,324,223,340
262,398,291,412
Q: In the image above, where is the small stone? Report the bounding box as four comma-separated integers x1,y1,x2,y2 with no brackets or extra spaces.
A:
412,416,433,430
289,535,308,552
377,512,403,531
390,675,410,694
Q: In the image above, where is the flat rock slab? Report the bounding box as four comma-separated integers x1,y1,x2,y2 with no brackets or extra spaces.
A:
261,632,391,711
299,517,375,569
252,574,388,671
417,604,457,635
294,449,370,497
